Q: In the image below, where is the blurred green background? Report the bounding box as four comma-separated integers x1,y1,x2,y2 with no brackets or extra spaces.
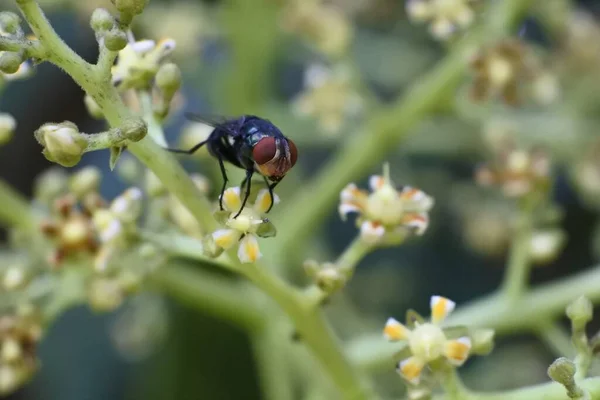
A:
2,0,600,399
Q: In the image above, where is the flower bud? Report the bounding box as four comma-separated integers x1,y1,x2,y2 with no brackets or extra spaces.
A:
0,338,22,363
547,357,583,398
111,0,149,15
155,63,182,98
0,12,21,35
70,171,100,203
0,365,19,394
34,122,87,167
104,29,128,52
90,8,115,32
0,113,16,146
566,296,593,331
120,117,147,142
110,187,143,223
34,167,68,204
0,52,23,75
84,94,103,119
315,264,346,293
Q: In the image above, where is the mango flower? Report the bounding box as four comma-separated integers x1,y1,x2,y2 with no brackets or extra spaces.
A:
111,37,176,90
406,0,476,40
339,164,434,244
212,187,279,263
384,296,472,384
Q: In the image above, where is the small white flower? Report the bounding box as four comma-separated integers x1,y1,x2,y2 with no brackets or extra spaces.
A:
406,0,476,40
384,296,472,384
339,164,434,244
211,187,279,264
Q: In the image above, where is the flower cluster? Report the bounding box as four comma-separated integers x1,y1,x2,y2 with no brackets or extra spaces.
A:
210,187,278,264
468,39,557,106
0,12,34,83
475,140,552,199
406,0,477,40
280,0,352,57
339,165,434,245
384,296,472,384
0,305,43,395
292,64,363,135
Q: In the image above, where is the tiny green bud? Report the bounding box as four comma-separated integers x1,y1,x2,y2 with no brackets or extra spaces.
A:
315,264,346,293
69,166,101,198
84,94,104,119
139,243,158,259
90,8,115,32
470,328,495,355
34,167,69,204
155,63,182,97
111,0,149,15
104,29,128,51
0,52,23,74
115,155,142,183
34,122,87,167
566,295,593,331
303,259,320,279
547,357,583,398
0,113,16,146
0,12,21,35
120,117,147,142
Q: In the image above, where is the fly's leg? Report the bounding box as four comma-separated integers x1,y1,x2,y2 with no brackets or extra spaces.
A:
263,176,280,213
234,169,253,219
165,139,209,154
217,156,229,211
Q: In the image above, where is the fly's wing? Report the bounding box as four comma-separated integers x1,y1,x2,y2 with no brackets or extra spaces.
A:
184,112,242,137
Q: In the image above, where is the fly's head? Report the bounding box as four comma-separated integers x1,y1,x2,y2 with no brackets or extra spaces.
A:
253,136,298,181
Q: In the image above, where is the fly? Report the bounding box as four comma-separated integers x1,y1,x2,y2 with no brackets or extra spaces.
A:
166,113,298,218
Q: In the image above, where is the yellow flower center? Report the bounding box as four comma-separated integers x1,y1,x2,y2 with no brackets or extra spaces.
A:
409,323,446,361
60,218,90,246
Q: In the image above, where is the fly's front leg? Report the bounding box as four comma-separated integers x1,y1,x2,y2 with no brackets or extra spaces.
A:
217,156,228,211
234,169,254,219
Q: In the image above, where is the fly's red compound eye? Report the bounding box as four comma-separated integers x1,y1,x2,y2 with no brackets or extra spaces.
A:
288,139,298,167
253,137,277,165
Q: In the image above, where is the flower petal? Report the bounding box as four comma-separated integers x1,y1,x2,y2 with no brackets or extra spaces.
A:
238,234,262,263
444,337,472,365
254,189,280,214
340,183,367,204
383,318,411,341
338,204,361,220
430,296,456,324
397,356,425,384
400,187,434,211
221,187,242,212
401,213,430,235
360,221,385,244
212,229,241,250
369,175,385,192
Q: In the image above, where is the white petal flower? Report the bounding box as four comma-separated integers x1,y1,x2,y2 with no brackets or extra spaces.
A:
238,234,262,263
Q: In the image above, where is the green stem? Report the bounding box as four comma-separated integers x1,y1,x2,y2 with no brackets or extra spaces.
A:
0,179,36,230
271,0,536,274
348,265,600,372
537,321,575,358
432,377,600,400
152,264,263,331
439,367,469,400
501,203,534,304
251,321,295,400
